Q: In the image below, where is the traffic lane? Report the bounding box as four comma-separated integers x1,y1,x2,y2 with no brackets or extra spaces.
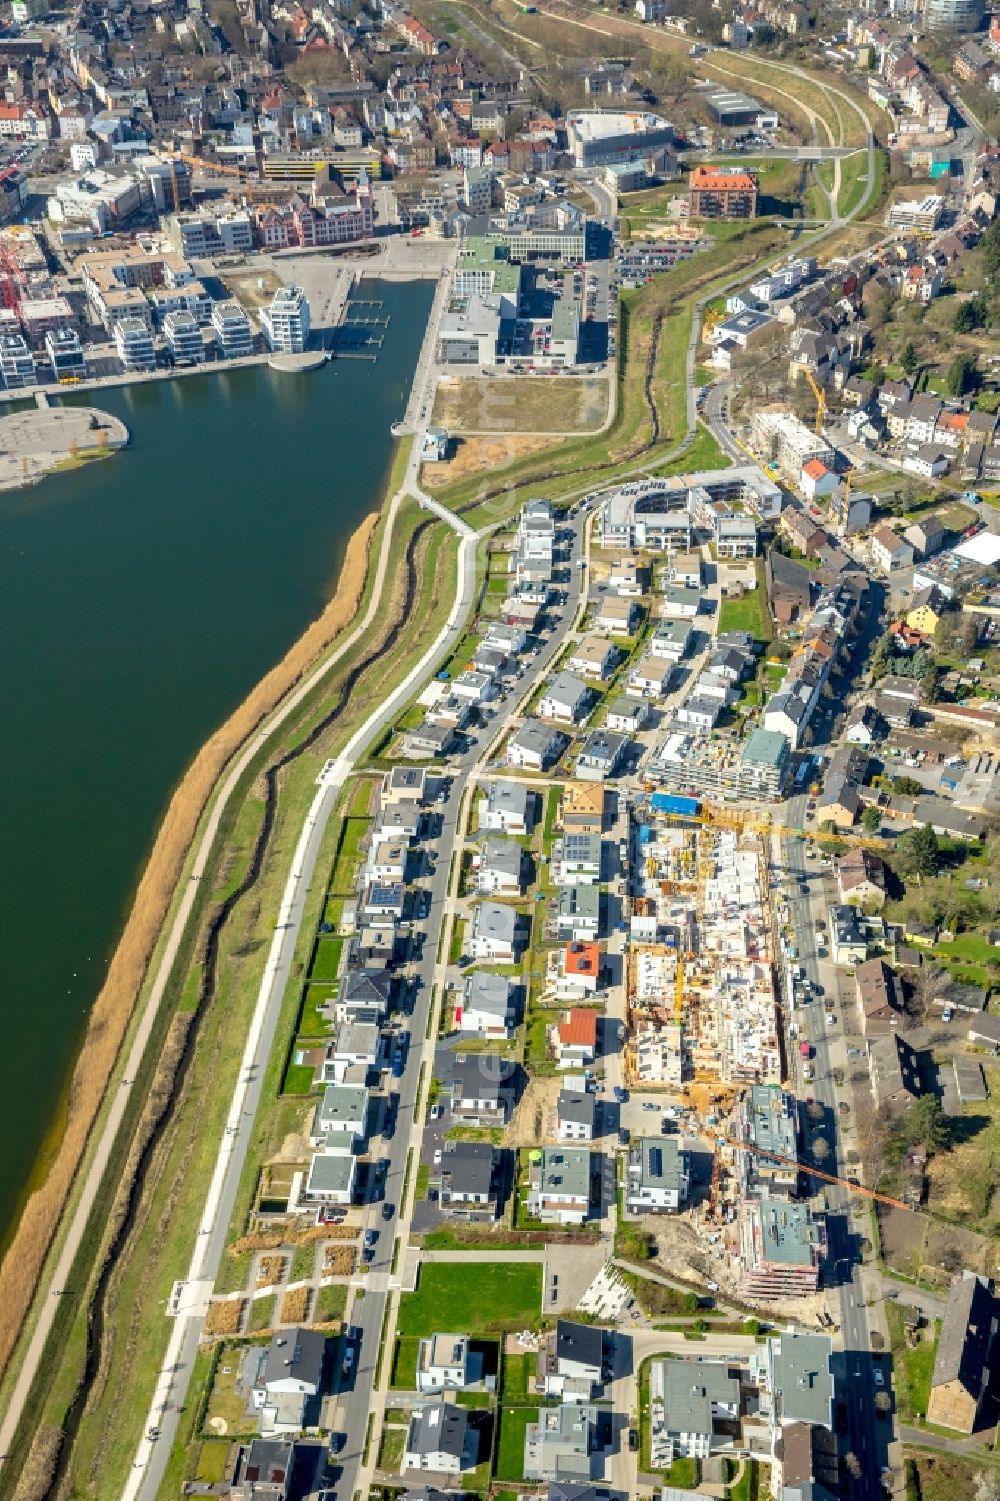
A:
781,841,882,1497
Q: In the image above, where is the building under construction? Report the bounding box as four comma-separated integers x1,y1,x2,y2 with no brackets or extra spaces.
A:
625,811,780,1093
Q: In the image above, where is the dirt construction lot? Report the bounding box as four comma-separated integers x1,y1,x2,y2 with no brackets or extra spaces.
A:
421,434,563,488
432,375,609,434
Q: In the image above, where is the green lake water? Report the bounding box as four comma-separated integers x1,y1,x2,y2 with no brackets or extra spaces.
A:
0,276,433,1238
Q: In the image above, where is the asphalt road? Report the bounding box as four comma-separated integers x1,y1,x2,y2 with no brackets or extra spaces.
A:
329,513,587,1500
128,504,480,1501
778,803,882,1498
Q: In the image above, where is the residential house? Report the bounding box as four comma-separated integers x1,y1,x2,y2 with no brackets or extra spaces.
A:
553,832,602,886
904,516,946,560
568,637,618,681
836,848,887,908
469,901,523,962
403,1402,478,1474
556,884,600,942
556,942,602,999
868,1033,920,1115
435,1139,502,1220
816,778,861,829
649,1358,741,1466
829,904,868,965
926,1275,1000,1434
626,655,672,699
252,1329,326,1436
416,1333,480,1393
478,780,533,833
539,1321,608,1402
907,587,946,635
557,1007,598,1068
461,971,517,1037
310,1083,369,1150
843,703,884,747
539,673,592,726
556,1089,597,1141
507,719,567,771
626,1136,690,1214
559,782,605,834
477,837,525,896
870,525,914,576
526,1147,594,1225
304,1148,356,1206
660,585,701,619
650,619,693,661
595,596,642,635
523,1402,598,1482
855,958,906,1036
606,695,650,733
765,550,812,625
575,730,629,782
449,1054,515,1127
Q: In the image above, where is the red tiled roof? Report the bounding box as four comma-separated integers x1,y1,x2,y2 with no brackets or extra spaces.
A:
559,1003,599,1041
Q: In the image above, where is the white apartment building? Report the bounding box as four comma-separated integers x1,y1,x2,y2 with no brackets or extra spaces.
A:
212,300,254,359
261,284,311,354
114,317,155,372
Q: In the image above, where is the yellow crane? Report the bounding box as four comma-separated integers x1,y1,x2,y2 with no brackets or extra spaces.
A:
804,367,826,437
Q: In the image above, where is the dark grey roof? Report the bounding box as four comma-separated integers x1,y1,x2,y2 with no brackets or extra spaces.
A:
261,1328,326,1390
557,1090,596,1127
406,1400,470,1459
442,1139,498,1195
340,970,393,1006
932,1275,999,1396
555,1319,606,1369
450,1053,515,1103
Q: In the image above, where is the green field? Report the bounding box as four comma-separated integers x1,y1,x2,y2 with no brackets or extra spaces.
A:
396,1262,542,1337
494,1404,536,1481
501,1350,538,1404
717,570,773,644
887,1304,940,1422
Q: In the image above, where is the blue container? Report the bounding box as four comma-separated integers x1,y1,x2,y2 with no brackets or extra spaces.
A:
650,792,700,818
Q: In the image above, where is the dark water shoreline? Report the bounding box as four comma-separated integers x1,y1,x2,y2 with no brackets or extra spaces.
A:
0,276,433,1242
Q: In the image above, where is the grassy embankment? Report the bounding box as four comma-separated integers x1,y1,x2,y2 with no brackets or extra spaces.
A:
8,463,468,1496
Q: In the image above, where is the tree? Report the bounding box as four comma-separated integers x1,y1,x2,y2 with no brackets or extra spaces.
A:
895,825,939,879
845,1453,863,1481
946,352,978,397
903,1094,952,1154
982,219,1000,280
900,341,919,376
892,775,925,797
919,657,940,704
953,294,988,333
862,806,882,834
874,1390,892,1417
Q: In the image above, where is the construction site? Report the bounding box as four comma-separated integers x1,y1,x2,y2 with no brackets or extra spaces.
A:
623,806,781,1099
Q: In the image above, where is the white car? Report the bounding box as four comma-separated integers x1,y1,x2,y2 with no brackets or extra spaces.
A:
826,1013,836,1026
433,1149,442,1166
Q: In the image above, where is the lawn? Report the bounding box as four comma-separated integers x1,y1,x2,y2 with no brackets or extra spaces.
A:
396,1262,542,1337
617,1268,700,1318
932,933,999,967
299,983,334,1038
308,937,343,983
330,818,371,894
501,1350,538,1404
390,1335,420,1389
314,1283,348,1324
887,1303,940,1422
246,1293,276,1333
377,1426,406,1472
717,567,772,644
281,1052,317,1096
494,1404,536,1481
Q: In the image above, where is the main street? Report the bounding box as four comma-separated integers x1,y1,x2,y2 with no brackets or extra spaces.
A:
333,507,590,1501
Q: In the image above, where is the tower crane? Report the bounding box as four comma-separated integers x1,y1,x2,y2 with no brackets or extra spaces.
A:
804,367,826,437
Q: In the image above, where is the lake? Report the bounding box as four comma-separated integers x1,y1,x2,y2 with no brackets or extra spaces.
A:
0,276,433,1238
